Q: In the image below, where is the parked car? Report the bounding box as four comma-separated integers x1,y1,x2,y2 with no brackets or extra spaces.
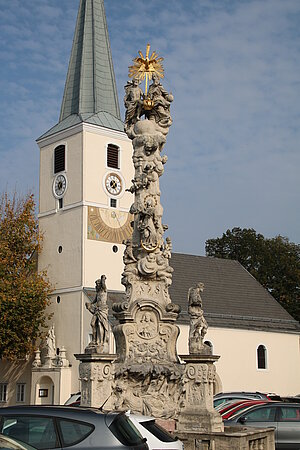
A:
0,434,37,450
128,414,183,450
224,401,300,449
219,400,271,420
64,395,183,450
0,406,148,450
214,391,281,408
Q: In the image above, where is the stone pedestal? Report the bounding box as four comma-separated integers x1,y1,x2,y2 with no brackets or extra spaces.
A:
75,353,115,408
177,355,224,433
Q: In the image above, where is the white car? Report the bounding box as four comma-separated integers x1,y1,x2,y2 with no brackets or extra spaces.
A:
128,412,184,450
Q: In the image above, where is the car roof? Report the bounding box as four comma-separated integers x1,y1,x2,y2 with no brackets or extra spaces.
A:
0,405,116,418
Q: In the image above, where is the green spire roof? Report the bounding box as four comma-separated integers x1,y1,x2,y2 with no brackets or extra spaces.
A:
38,0,123,141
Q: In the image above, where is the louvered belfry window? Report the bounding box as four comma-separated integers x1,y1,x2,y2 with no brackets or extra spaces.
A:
54,145,65,173
107,144,119,169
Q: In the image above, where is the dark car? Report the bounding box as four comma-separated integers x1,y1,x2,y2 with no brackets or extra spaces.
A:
0,406,148,450
224,402,300,449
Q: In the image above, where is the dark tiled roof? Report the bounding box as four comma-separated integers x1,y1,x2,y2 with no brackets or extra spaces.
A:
169,253,300,332
84,254,300,333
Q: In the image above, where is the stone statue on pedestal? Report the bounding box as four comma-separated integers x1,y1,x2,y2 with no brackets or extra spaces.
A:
76,45,223,433
85,275,109,353
188,282,208,354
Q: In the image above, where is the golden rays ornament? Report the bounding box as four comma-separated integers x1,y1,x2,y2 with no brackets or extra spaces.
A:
129,43,164,96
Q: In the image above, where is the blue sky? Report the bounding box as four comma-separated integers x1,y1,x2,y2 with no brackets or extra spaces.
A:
0,0,299,255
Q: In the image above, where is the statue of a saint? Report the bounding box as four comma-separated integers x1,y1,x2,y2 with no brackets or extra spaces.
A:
146,74,173,129
46,325,56,358
188,283,208,354
124,78,144,131
86,275,109,352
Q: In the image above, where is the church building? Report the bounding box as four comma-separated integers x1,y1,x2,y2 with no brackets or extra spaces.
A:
0,0,299,406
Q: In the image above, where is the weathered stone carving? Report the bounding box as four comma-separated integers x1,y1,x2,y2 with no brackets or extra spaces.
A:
85,275,109,353
177,356,224,433
188,282,209,354
78,356,115,409
113,370,183,419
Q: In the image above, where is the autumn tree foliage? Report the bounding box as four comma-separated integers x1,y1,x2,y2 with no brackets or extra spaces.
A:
206,227,300,322
0,193,52,360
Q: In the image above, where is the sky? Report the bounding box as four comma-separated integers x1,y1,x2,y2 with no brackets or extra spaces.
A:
0,0,299,256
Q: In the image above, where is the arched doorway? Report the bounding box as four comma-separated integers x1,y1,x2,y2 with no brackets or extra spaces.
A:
34,376,54,405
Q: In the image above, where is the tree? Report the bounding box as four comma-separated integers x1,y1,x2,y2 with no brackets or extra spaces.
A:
0,192,52,360
205,227,300,322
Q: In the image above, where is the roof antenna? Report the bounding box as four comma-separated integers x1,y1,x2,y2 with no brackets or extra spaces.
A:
99,392,112,411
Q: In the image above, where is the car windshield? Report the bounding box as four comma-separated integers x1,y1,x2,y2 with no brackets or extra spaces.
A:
108,413,146,447
141,420,176,443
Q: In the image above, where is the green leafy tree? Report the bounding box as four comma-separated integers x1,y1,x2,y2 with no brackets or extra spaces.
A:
205,227,300,322
0,192,52,360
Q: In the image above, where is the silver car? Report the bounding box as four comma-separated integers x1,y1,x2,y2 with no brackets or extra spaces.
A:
224,402,300,449
0,406,148,450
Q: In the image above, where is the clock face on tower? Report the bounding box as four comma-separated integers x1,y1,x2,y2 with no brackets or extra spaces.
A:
104,173,123,196
88,206,133,244
53,174,67,198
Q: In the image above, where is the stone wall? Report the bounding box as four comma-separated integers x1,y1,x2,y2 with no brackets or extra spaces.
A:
175,427,275,450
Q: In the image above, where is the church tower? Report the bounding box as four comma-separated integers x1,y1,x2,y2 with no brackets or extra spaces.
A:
36,0,133,397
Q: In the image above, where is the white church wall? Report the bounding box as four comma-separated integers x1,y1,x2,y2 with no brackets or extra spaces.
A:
39,210,83,290
178,323,300,396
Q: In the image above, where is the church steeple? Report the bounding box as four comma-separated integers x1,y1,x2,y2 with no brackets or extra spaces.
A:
38,0,123,140
60,0,120,121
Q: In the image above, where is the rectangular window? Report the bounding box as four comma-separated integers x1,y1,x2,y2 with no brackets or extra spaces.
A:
54,145,65,174
58,198,63,209
0,383,8,402
39,389,48,398
110,198,117,208
16,383,26,403
107,144,119,169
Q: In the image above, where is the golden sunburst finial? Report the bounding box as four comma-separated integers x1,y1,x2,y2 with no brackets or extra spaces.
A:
129,43,164,95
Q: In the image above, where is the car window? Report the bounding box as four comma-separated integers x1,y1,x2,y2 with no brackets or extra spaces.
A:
244,406,276,422
278,406,300,421
1,416,58,450
141,420,176,443
108,413,145,447
214,398,227,407
58,419,94,446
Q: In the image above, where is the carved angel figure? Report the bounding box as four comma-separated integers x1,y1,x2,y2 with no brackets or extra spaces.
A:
86,275,109,351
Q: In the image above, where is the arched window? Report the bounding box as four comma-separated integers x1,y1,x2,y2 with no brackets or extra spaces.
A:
107,144,119,169
257,345,267,369
54,145,65,173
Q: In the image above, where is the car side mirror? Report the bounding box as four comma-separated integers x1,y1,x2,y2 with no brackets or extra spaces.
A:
239,417,247,424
